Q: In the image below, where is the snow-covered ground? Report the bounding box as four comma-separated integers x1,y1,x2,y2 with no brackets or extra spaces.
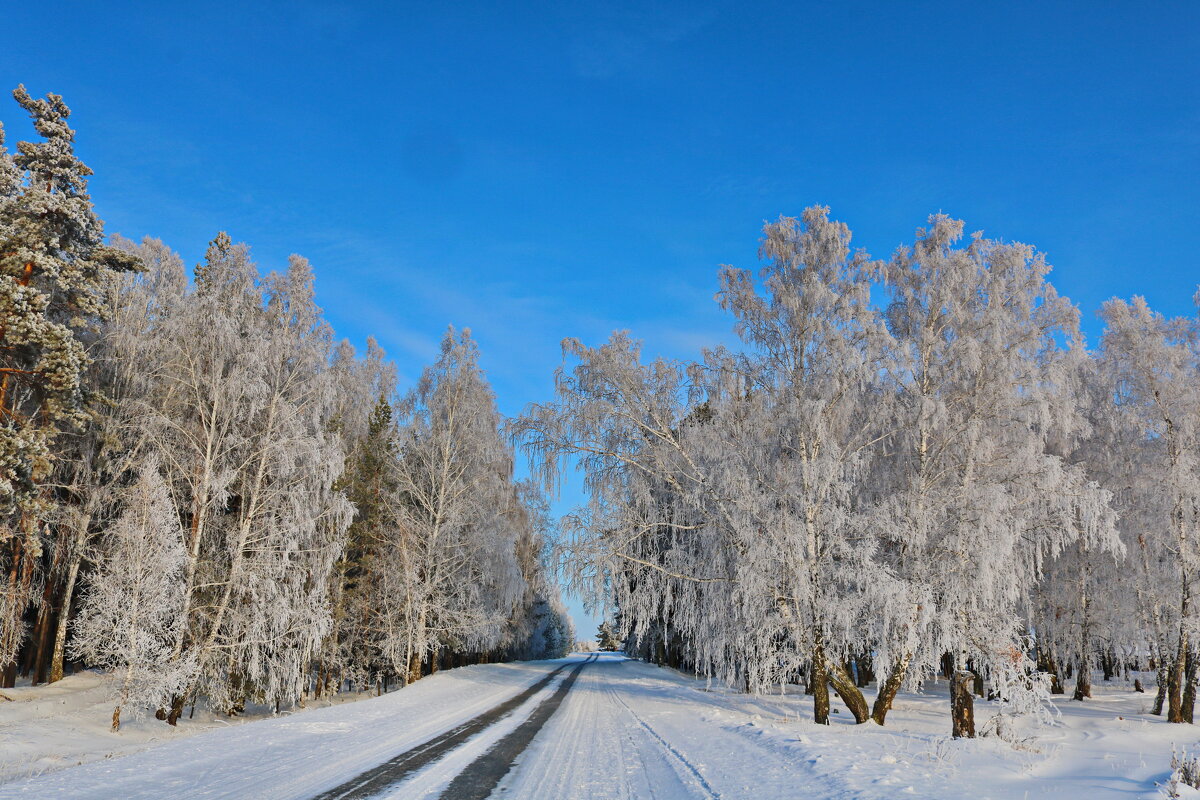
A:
499,658,1200,799
2,654,1198,799
0,668,394,784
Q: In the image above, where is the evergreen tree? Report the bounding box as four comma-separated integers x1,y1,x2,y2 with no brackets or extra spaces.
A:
0,86,139,684
597,621,621,652
326,394,397,691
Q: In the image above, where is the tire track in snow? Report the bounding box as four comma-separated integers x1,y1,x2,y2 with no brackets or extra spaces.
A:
493,656,695,799
569,658,858,800
606,680,722,799
309,659,586,800
434,655,595,799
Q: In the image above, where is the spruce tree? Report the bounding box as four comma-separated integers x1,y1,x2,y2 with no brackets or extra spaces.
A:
597,621,620,652
327,394,397,690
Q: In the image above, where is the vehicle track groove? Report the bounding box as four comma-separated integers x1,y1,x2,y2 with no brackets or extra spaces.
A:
309,660,580,800
606,679,722,799
435,655,595,799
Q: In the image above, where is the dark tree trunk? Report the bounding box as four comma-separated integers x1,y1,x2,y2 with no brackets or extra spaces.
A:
166,692,186,726
32,602,55,686
1169,628,1187,723
828,662,870,724
1154,659,1168,715
871,655,909,726
228,668,245,716
30,542,65,686
1182,651,1197,724
854,654,874,687
19,614,37,678
951,671,976,739
1038,646,1064,694
2,540,22,688
812,640,830,725
1073,655,1092,701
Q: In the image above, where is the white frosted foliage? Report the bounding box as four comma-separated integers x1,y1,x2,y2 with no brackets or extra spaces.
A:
72,458,193,730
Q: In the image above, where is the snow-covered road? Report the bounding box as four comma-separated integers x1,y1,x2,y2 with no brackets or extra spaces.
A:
2,653,1194,799
492,653,850,799
0,653,855,800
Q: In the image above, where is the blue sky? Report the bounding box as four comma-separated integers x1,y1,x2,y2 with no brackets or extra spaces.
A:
2,1,1197,638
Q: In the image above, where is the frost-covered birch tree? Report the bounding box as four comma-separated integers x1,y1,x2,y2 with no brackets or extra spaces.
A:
874,214,1115,735
383,328,525,682
71,457,191,732
1097,295,1200,723
705,207,894,723
110,236,350,722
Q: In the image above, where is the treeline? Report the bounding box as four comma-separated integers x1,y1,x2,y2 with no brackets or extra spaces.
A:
515,207,1200,738
0,88,571,730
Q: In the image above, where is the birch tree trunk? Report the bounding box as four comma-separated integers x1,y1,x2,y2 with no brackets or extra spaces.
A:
48,512,90,684
870,653,910,725
951,670,976,738
811,636,831,725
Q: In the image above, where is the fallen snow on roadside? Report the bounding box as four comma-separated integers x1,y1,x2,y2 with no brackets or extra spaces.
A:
0,669,370,783
612,664,1200,800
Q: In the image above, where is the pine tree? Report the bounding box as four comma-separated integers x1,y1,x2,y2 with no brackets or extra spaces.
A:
0,86,139,685
326,394,397,691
